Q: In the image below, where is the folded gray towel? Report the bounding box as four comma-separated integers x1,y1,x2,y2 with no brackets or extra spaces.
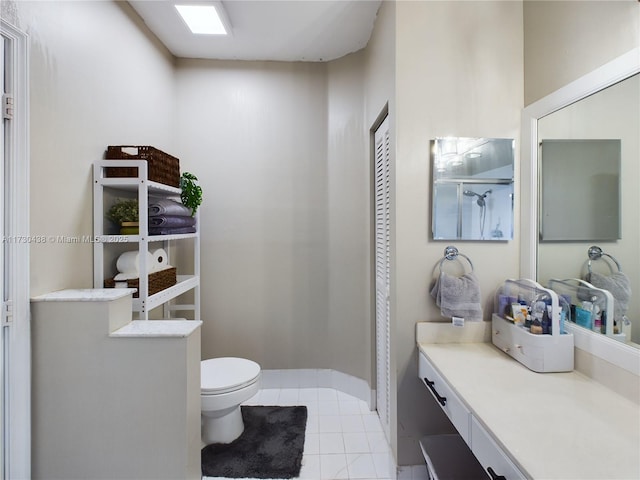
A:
148,198,192,217
587,271,631,322
149,215,196,228
149,226,196,235
430,271,483,321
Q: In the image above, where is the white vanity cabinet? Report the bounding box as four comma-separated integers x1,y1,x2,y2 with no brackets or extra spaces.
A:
93,160,200,320
416,334,640,480
418,350,526,480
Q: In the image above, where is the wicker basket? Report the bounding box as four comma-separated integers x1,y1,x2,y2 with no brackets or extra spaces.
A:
105,146,180,188
104,267,177,298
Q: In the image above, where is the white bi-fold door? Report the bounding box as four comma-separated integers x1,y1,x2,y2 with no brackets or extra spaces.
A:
374,115,391,441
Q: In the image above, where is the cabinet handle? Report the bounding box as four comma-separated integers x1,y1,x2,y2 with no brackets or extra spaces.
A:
422,377,447,406
487,467,507,480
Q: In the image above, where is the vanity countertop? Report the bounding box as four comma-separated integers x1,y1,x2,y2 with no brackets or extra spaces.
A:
110,320,202,338
31,288,137,302
417,340,640,479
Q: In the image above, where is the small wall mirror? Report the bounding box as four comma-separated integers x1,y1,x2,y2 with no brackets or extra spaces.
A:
540,139,621,241
432,137,514,241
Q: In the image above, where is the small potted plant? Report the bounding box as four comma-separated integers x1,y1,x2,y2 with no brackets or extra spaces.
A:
180,172,203,216
107,198,139,234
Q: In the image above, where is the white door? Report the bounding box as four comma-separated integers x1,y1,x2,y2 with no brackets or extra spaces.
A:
374,115,391,440
1,20,30,479
0,33,5,477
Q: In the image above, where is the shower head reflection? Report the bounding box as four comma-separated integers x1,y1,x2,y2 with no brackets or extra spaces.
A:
463,189,492,207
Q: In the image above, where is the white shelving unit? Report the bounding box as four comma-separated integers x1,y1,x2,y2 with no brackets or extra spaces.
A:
93,159,200,320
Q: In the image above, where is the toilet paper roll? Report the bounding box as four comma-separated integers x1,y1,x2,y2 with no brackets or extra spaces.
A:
116,251,154,275
151,248,169,272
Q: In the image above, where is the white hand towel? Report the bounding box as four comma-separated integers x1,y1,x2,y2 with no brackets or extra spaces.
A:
430,271,483,321
587,271,631,322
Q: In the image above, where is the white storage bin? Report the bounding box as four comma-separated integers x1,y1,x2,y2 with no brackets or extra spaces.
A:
493,279,574,372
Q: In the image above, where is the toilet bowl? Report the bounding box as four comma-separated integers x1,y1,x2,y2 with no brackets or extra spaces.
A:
201,357,261,444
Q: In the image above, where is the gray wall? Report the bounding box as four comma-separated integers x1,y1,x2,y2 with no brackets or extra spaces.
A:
524,0,640,105
173,2,395,388
173,56,377,384
13,0,177,297
174,59,332,371
394,1,524,465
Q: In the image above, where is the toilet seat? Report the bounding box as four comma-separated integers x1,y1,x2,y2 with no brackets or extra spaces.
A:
201,357,261,395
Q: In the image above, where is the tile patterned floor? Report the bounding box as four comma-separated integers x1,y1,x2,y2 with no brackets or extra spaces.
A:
202,387,428,480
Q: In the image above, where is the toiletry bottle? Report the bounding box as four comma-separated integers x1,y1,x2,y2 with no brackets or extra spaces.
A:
541,308,550,334
530,318,543,334
592,306,602,334
579,301,594,330
499,295,513,319
531,300,546,332
558,297,570,334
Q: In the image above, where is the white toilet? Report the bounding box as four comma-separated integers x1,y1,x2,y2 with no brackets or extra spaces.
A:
200,357,261,444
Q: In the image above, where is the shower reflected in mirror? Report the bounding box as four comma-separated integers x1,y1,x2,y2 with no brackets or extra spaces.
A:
432,137,514,241
463,189,492,238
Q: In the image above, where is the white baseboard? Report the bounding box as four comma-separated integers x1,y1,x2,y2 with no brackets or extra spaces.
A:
259,368,374,409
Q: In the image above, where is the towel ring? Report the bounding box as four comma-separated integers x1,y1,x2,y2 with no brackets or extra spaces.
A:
438,246,474,273
587,245,622,274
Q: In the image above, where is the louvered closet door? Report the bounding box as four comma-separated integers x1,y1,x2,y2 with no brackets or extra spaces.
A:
374,115,391,440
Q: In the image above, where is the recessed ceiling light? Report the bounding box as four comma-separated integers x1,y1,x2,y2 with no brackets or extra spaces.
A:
175,4,227,35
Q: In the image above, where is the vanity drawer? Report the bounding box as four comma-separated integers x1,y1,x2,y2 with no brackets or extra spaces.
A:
492,320,545,372
470,416,526,480
491,314,573,373
419,351,471,442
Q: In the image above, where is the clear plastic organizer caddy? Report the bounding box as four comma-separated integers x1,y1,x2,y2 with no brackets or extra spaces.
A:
493,279,574,372
547,278,625,343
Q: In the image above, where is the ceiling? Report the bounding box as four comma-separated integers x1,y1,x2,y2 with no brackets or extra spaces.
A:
128,0,382,62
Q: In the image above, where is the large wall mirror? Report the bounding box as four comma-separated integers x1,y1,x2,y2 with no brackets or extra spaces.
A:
521,48,640,375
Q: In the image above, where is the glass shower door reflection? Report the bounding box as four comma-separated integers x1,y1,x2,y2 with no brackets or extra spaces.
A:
433,181,513,241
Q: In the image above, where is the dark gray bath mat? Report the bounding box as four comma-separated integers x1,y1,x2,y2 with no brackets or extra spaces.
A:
201,405,307,479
